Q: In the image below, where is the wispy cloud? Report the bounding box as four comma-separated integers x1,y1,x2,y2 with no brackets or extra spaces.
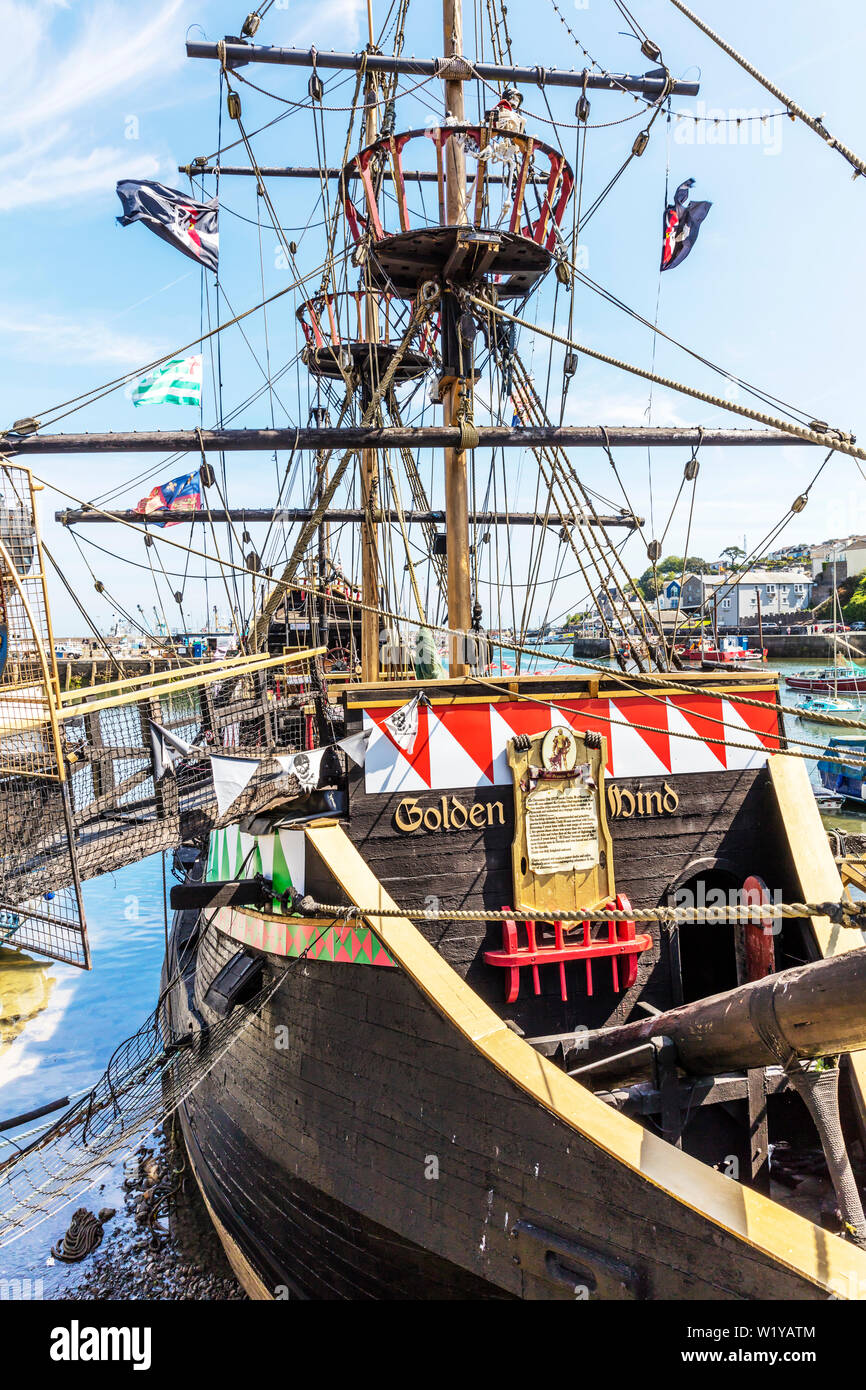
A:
0,0,190,212
0,0,187,138
0,137,161,211
0,309,160,366
563,389,694,429
285,0,363,47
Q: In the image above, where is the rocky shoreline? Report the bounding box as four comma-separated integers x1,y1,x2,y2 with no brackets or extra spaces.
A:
57,1128,246,1301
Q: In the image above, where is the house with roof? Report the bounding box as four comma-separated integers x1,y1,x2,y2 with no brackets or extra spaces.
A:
655,574,696,610
680,570,812,627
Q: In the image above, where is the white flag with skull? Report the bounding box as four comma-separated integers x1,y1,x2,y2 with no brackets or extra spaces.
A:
277,748,327,792
383,694,425,753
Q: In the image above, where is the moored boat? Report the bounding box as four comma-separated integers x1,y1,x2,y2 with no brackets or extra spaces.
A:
798,693,866,721
817,737,866,806
682,636,767,665
787,667,866,693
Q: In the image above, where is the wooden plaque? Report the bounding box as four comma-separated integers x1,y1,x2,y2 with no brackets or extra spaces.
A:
507,725,615,917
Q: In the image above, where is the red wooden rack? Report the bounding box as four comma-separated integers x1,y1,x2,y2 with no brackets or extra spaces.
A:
484,896,652,1002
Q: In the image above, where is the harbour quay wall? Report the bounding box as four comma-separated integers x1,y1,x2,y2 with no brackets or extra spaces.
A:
571,637,616,658
572,633,866,660
55,654,216,688
762,634,866,659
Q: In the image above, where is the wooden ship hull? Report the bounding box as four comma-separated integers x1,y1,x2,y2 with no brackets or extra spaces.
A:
165,670,866,1299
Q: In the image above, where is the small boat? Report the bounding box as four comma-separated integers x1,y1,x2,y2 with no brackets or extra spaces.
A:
813,786,845,812
817,737,866,805
787,667,866,693
682,636,766,665
798,694,866,721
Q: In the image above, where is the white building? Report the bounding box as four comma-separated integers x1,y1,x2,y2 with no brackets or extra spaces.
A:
681,570,812,627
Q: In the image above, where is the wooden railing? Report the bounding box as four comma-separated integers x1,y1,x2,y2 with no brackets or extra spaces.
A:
296,289,439,360
340,124,574,253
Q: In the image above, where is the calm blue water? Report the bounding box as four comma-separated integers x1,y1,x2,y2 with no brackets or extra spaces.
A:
0,855,167,1289
0,854,166,1128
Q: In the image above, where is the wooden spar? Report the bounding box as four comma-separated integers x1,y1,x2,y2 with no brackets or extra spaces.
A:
360,31,380,684
186,41,699,96
179,164,551,182
443,0,472,677
57,645,305,704
8,427,826,454
565,949,866,1078
57,647,326,721
768,753,866,1144
54,506,642,528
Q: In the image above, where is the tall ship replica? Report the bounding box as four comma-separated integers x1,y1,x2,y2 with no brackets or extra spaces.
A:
5,0,866,1302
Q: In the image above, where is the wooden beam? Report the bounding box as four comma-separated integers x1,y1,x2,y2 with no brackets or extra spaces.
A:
442,0,471,675
179,164,550,182
55,506,642,529
768,752,866,1142
61,647,325,720
9,427,822,455
565,950,866,1076
184,40,701,97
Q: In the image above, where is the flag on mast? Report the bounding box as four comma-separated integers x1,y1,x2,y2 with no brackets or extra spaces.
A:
132,356,202,407
116,181,219,271
661,178,712,272
135,470,202,526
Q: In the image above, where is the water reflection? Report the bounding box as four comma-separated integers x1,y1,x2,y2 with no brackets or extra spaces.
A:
0,949,55,1056
0,854,165,1122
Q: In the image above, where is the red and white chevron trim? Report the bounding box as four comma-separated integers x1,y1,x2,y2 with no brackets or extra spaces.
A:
361,691,780,794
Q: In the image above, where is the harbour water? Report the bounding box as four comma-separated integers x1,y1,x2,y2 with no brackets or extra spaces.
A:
0,648,861,1295
0,855,167,1295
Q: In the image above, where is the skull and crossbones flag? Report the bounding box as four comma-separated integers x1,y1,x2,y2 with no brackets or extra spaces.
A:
116,181,219,271
384,694,426,753
277,748,328,792
661,178,711,272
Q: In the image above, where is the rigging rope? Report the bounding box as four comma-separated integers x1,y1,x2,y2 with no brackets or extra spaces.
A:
279,896,866,928
247,284,440,649
668,0,866,181
464,291,863,461
39,469,866,764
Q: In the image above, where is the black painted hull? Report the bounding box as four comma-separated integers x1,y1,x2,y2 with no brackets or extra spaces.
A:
164,674,866,1300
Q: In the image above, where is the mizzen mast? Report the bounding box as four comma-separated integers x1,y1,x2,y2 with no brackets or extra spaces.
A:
360,0,381,683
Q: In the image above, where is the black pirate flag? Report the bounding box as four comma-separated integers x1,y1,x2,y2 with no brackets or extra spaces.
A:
661,178,711,272
116,181,219,271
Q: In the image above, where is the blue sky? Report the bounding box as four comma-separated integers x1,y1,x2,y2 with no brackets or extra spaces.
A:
1,0,865,633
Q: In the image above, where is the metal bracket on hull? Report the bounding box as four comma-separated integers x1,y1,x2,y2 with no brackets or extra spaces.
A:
170,876,275,911
203,950,265,1018
510,1220,646,1299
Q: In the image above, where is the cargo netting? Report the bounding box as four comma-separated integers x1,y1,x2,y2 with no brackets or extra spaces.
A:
0,460,321,969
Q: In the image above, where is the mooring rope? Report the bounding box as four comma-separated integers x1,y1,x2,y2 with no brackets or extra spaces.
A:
50,1207,104,1262
287,896,866,929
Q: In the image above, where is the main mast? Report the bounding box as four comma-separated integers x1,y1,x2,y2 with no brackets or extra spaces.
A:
442,0,472,677
34,27,709,672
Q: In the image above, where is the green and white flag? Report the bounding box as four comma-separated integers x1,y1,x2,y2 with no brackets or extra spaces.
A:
132,355,202,407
